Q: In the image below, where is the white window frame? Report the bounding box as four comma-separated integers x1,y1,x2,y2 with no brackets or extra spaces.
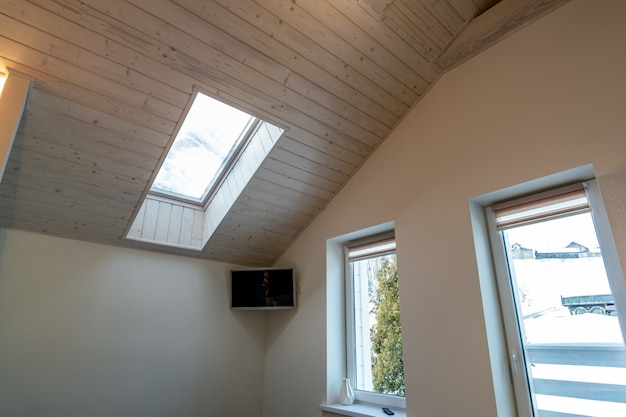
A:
149,89,261,206
485,178,626,416
344,232,406,410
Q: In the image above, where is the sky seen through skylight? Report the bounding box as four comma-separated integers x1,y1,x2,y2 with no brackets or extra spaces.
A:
151,92,254,201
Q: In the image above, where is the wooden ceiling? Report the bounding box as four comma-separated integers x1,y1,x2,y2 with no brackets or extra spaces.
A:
0,0,569,266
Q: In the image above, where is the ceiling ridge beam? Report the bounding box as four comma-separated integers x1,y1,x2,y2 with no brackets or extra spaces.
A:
435,0,572,71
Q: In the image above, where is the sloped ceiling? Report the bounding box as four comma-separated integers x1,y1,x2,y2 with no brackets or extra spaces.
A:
0,0,569,266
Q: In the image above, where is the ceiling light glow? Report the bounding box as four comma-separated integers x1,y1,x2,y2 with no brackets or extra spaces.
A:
0,72,7,96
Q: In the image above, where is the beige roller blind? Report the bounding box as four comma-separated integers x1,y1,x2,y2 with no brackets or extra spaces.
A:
492,182,589,230
347,231,396,261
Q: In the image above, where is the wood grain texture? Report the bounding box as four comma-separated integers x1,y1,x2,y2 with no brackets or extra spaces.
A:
0,0,565,266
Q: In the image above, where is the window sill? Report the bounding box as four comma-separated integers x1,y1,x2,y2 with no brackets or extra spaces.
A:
319,403,406,417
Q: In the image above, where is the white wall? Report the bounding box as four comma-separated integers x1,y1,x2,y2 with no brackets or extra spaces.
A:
264,1,626,416
0,229,267,417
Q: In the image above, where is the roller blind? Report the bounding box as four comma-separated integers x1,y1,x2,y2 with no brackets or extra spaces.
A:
492,182,589,230
347,231,396,261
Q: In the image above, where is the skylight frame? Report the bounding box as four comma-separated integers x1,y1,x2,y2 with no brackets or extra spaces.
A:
149,90,261,207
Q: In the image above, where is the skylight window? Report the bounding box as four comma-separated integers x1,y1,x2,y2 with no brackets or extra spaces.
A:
151,91,257,203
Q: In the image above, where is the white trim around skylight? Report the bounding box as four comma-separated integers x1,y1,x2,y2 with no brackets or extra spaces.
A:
126,90,286,251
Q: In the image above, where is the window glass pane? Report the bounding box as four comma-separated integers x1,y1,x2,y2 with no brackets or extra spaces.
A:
350,251,404,397
502,211,626,417
151,92,254,201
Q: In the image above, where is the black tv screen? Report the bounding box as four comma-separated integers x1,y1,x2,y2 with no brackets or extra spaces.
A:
230,267,296,310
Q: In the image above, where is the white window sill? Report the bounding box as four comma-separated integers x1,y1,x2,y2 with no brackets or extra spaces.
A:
319,402,406,417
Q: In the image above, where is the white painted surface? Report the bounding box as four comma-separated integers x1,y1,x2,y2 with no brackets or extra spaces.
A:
0,229,266,417
319,403,406,417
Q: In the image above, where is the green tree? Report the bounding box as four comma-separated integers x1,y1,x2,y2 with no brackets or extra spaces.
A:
369,255,404,396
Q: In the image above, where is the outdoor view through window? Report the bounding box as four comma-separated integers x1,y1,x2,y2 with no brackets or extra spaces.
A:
151,92,255,202
348,238,404,400
501,209,626,416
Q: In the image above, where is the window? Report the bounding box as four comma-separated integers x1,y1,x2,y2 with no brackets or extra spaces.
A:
487,180,626,417
345,232,406,409
127,90,285,250
151,91,259,204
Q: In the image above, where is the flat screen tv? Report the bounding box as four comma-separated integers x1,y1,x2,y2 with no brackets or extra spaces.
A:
230,267,296,310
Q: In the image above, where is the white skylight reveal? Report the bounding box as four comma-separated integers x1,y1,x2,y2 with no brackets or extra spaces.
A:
128,90,285,250
151,91,256,203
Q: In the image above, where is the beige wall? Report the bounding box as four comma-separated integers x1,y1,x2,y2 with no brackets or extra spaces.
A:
265,1,626,416
0,229,267,417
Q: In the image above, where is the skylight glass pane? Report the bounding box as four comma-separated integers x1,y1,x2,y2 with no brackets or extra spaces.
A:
151,92,254,201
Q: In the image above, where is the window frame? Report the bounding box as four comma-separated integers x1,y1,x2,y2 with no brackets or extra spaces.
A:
149,90,262,207
344,231,406,410
485,178,626,416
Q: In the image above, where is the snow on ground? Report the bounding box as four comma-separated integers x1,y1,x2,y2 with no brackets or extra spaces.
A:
523,307,624,344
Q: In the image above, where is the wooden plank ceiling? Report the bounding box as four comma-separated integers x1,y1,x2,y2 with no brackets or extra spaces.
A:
0,0,569,266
